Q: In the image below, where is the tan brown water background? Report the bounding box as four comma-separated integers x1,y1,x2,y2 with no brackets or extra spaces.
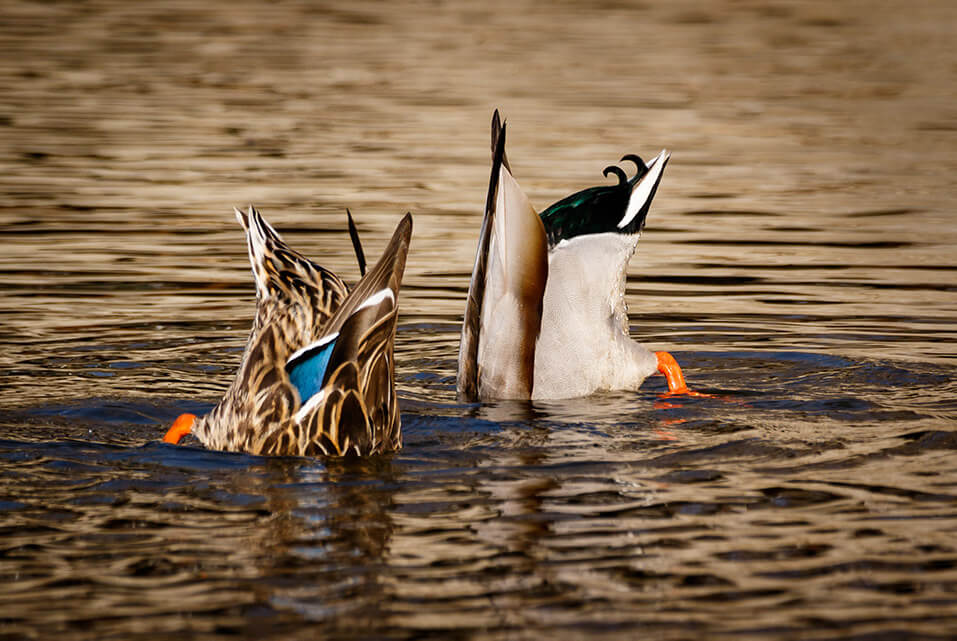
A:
1,1,956,639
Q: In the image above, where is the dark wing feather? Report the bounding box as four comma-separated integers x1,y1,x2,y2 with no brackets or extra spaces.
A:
457,111,508,401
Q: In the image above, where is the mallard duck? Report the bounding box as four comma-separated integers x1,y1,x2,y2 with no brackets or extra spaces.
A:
457,111,691,401
163,206,412,456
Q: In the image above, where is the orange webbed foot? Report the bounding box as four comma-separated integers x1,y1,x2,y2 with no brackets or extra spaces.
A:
655,352,734,402
163,413,196,444
654,351,725,401
655,351,690,394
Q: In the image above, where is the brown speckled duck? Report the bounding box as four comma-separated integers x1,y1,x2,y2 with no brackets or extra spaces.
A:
163,206,412,456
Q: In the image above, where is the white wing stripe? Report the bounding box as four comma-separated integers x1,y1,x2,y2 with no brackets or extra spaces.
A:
355,287,395,312
286,331,340,367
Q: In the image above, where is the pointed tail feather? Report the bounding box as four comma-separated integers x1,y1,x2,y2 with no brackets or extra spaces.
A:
347,209,367,277
490,109,511,172
323,213,412,336
458,112,509,401
235,205,349,333
237,205,294,300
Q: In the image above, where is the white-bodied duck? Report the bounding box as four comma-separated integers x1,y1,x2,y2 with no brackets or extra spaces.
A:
457,111,691,401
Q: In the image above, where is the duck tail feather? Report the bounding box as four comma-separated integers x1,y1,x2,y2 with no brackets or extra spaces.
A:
457,112,509,400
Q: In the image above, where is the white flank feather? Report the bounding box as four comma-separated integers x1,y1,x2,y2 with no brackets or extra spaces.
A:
533,232,657,399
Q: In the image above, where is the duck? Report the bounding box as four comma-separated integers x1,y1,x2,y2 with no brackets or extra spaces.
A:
457,110,691,401
163,206,412,456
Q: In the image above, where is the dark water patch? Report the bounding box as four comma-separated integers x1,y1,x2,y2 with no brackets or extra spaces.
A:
916,120,957,132
689,192,738,200
639,274,764,286
650,438,810,467
2,279,252,295
692,588,789,603
800,16,853,28
678,239,915,249
656,469,725,484
718,543,832,562
402,281,471,297
749,396,926,422
759,559,957,581
21,398,214,429
888,431,957,454
757,297,845,306
846,208,923,218
685,209,784,217
766,225,817,232
835,281,957,293
628,287,773,299
0,225,216,236
810,480,957,503
691,262,957,272
760,487,842,508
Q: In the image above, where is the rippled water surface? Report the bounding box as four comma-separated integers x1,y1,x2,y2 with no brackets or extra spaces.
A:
2,1,957,639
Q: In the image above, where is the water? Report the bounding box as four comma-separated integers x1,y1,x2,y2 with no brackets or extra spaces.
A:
2,0,957,638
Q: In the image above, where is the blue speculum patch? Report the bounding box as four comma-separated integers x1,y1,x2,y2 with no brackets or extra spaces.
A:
287,338,337,403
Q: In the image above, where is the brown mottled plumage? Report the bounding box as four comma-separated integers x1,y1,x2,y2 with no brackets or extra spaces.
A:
166,206,412,456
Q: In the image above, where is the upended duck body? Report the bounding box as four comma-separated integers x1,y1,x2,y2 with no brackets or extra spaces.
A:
458,111,689,401
164,207,412,456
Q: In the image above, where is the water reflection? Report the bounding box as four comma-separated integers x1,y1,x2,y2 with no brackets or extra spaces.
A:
254,458,398,629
